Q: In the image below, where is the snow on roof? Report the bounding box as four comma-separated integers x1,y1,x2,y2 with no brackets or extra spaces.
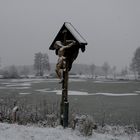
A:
64,22,87,45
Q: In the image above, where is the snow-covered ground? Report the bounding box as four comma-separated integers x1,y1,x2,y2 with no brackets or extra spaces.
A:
0,123,139,140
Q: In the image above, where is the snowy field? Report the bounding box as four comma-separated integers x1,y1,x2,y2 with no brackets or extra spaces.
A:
0,123,140,140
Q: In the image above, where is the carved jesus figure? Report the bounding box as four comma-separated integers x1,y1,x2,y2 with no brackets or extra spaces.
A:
54,40,76,83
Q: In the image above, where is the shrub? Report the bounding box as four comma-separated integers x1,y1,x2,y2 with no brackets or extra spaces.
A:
72,114,95,136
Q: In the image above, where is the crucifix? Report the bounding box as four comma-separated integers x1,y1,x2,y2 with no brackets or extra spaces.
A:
49,22,87,128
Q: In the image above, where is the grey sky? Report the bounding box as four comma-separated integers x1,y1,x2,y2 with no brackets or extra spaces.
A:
0,0,140,70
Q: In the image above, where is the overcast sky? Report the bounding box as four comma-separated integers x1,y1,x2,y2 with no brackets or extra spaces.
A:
0,0,140,70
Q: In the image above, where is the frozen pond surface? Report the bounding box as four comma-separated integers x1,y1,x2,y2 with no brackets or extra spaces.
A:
0,78,140,128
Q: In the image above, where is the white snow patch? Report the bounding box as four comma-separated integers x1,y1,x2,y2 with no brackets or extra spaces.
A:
19,93,31,95
36,88,51,92
135,91,140,93
95,93,138,96
69,79,86,82
0,87,30,90
36,89,89,95
35,89,139,97
54,90,138,96
14,87,30,89
55,90,89,95
2,83,11,85
6,83,31,87
10,79,35,82
0,123,139,140
45,79,59,82
93,80,130,83
10,79,47,83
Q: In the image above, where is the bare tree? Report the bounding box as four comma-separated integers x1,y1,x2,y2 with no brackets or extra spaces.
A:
90,64,96,79
34,52,42,76
131,47,140,79
121,66,128,79
9,65,20,78
42,53,50,73
130,60,137,80
20,66,30,78
112,66,117,80
34,52,50,76
2,65,19,78
2,70,9,79
102,62,110,79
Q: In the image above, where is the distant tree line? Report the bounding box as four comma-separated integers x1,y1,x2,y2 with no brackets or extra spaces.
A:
89,46,140,80
0,47,140,80
89,62,116,80
0,52,50,78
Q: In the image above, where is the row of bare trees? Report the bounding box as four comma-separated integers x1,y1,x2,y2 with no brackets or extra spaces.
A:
89,46,140,80
0,46,140,79
89,63,131,80
0,52,51,78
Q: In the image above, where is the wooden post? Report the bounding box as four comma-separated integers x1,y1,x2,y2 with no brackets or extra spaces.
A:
60,31,69,127
63,60,69,128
